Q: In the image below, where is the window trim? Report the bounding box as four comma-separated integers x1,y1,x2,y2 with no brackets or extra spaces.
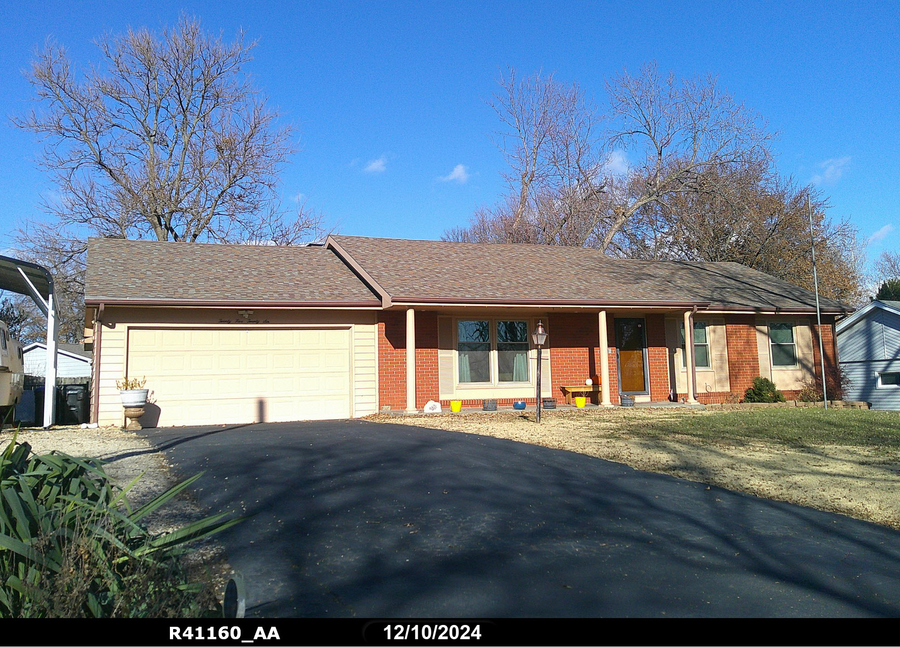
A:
768,321,798,369
455,318,533,387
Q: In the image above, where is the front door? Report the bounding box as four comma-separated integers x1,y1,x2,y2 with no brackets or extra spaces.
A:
615,318,648,394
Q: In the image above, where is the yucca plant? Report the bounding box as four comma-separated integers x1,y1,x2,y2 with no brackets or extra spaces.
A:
0,433,242,617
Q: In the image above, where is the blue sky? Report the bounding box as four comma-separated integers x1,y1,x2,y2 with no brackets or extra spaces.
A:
1,1,898,271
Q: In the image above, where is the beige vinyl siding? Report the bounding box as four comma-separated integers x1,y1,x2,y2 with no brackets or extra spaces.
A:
667,317,730,394
755,316,816,391
97,325,127,426
438,317,455,396
351,323,378,417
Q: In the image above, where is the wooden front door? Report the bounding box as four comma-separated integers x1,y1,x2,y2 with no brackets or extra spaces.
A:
615,318,647,394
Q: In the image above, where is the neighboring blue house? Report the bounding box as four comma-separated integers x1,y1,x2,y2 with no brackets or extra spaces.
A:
836,300,900,410
23,343,92,379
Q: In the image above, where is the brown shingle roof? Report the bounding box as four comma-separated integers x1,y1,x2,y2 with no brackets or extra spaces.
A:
84,235,850,313
328,235,849,313
85,238,381,306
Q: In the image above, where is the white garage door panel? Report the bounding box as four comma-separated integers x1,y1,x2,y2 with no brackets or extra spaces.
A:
128,328,351,426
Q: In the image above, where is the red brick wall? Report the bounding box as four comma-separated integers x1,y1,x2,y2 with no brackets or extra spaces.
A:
377,311,407,411
548,313,606,404
645,314,670,402
377,310,440,411
725,315,759,396
415,311,439,409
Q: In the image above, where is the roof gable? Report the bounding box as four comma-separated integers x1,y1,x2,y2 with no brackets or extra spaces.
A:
836,300,900,335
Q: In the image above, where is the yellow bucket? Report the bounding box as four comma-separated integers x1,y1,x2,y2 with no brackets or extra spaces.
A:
450,400,462,412
574,396,587,408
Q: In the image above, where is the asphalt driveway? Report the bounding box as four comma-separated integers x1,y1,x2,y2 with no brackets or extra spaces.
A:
139,419,900,618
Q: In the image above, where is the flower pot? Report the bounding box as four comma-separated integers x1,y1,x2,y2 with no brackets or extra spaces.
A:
120,389,149,408
542,398,557,410
450,400,462,413
574,396,586,408
483,399,497,411
513,400,526,410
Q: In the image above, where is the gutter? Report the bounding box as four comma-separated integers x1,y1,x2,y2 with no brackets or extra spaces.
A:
83,299,384,309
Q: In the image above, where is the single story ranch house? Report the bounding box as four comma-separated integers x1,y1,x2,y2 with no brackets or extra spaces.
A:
85,235,849,428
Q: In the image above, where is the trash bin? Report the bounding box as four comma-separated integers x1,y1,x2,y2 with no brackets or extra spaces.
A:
58,384,90,425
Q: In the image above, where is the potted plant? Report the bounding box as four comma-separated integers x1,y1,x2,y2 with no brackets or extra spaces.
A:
117,376,149,408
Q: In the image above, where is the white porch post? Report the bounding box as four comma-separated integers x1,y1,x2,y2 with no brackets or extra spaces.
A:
683,309,698,404
16,266,57,427
599,310,612,406
406,307,417,413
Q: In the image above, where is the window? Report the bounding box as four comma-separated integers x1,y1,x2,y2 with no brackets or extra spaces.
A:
458,319,530,384
878,372,900,388
458,320,491,383
680,321,710,368
769,322,797,367
497,321,529,382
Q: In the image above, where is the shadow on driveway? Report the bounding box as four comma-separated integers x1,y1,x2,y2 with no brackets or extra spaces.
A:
136,419,900,618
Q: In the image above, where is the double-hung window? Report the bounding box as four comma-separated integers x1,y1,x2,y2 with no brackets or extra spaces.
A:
769,322,797,367
680,321,710,368
458,319,530,384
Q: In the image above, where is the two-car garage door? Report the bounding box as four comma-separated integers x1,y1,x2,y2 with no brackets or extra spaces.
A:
126,327,351,426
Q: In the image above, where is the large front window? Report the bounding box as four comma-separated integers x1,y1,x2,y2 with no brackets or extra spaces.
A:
458,319,530,383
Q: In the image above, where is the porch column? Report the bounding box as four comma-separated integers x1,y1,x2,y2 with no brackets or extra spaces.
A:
598,310,612,406
683,309,698,404
406,307,417,413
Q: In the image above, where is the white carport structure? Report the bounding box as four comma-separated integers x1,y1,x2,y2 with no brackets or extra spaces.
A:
0,256,58,428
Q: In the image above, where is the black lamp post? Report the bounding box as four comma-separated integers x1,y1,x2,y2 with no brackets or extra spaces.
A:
532,320,547,423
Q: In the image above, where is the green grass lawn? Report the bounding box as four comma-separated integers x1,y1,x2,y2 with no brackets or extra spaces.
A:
610,408,900,452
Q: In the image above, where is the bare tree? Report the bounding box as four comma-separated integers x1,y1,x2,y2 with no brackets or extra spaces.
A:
447,64,865,303
14,15,319,244
874,250,900,281
11,16,325,341
445,69,608,246
448,64,771,252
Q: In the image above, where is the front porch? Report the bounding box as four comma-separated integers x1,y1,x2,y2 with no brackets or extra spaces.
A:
377,306,719,413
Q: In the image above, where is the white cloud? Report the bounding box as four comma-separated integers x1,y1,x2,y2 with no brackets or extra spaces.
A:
811,156,851,186
440,164,470,183
868,224,894,244
364,156,388,173
603,150,629,176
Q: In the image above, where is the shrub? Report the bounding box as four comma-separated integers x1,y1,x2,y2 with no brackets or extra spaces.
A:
743,377,786,403
0,434,241,617
798,365,851,402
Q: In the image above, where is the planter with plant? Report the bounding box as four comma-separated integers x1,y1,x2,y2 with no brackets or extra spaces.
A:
117,377,148,408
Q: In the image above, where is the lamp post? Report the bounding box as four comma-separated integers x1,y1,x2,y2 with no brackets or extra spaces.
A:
532,321,547,423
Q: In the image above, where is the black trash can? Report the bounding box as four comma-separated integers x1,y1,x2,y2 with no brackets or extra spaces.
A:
58,384,90,425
